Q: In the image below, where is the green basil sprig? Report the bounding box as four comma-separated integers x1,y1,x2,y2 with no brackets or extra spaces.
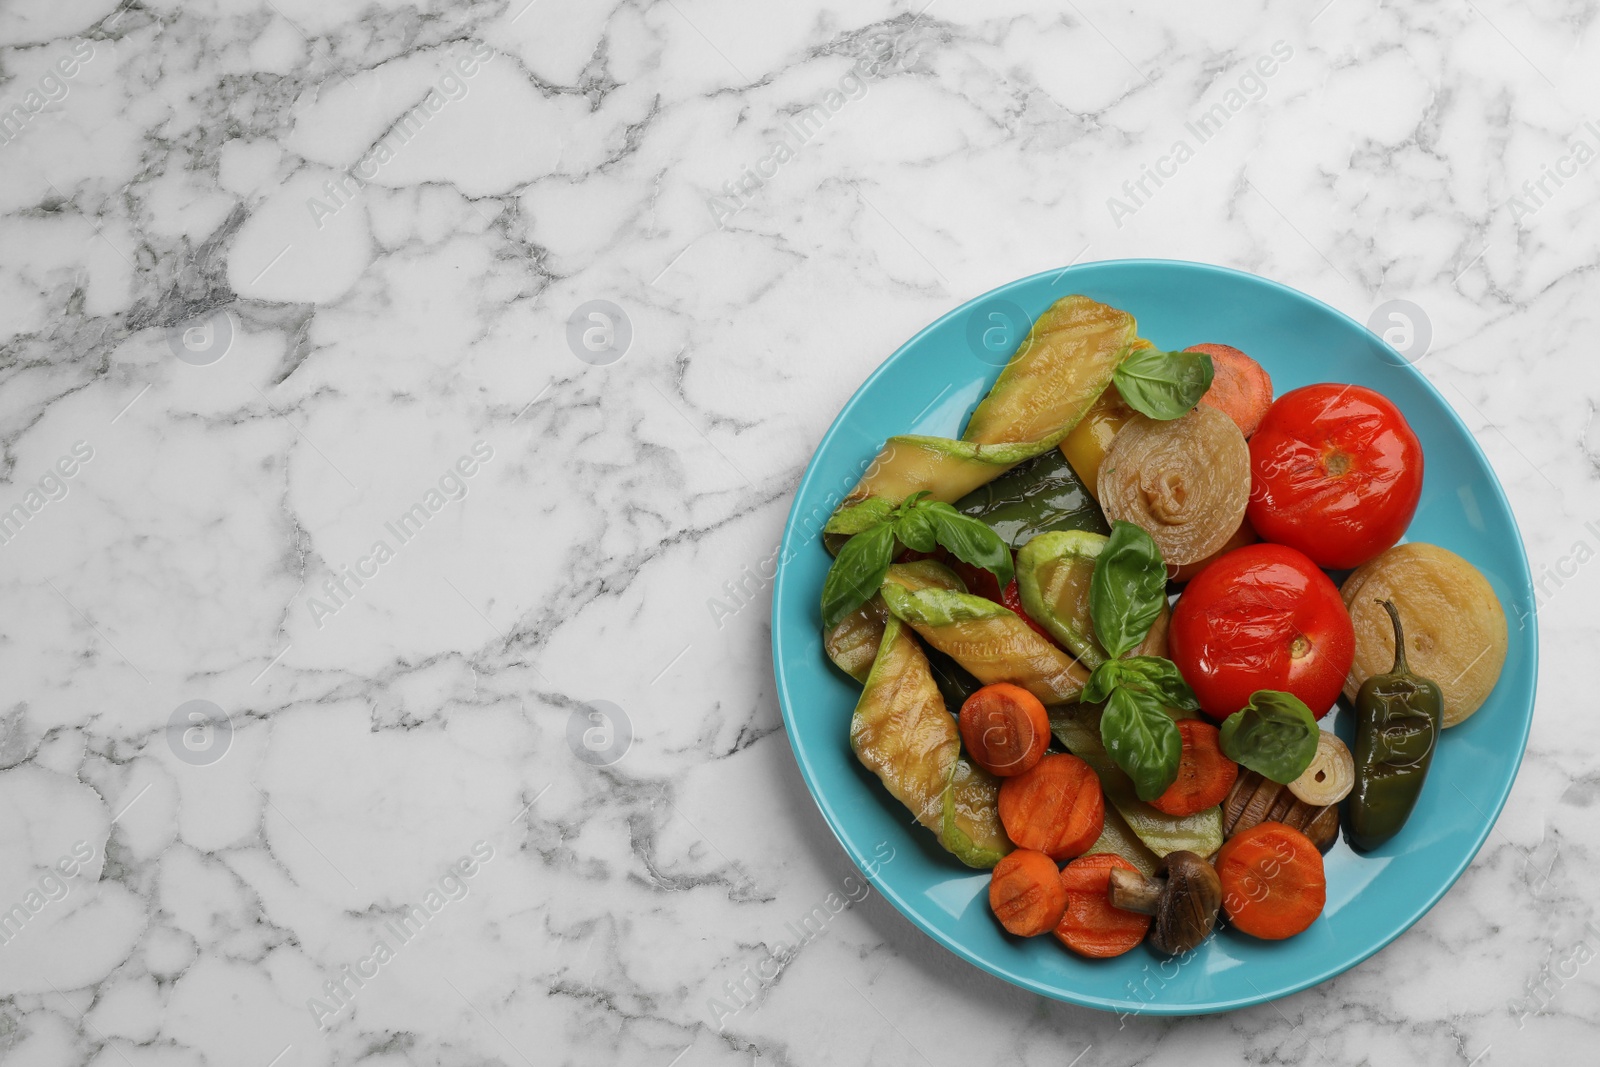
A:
1102,687,1185,802
1219,690,1321,784
1083,520,1189,801
1084,656,1199,712
820,493,1012,629
1113,347,1215,420
1089,521,1168,658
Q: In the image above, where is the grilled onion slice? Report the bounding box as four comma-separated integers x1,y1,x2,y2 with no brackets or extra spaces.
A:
1098,405,1251,568
1340,542,1508,727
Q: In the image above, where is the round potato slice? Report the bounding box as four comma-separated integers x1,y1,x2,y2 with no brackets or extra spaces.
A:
1340,542,1508,727
1099,405,1251,567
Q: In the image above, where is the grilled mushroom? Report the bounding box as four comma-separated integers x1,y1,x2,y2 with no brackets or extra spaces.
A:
1223,769,1340,852
1106,850,1222,955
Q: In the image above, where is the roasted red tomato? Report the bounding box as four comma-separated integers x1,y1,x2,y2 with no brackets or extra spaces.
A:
1246,384,1423,570
1169,543,1354,720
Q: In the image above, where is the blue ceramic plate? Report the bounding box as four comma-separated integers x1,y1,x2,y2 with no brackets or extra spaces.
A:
771,260,1537,1015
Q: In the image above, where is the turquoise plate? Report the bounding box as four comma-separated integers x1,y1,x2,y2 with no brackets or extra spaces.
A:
770,260,1537,1015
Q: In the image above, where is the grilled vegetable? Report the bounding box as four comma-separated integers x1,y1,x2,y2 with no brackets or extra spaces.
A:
1084,804,1161,878
824,561,966,682
881,579,1088,705
837,295,1136,511
1216,822,1326,940
1340,543,1507,727
1347,599,1443,851
1150,720,1238,818
1055,854,1151,958
1188,343,1272,438
1107,850,1223,955
954,447,1107,549
820,494,1012,630
824,598,888,683
998,753,1104,860
1098,405,1251,568
964,295,1138,446
1015,530,1110,667
940,756,1013,868
958,683,1051,777
850,615,960,834
1059,380,1140,499
1221,769,1339,852
989,849,1067,936
1050,707,1224,858
1288,731,1354,808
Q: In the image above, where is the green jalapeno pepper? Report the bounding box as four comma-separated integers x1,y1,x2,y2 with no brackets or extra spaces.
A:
1347,599,1443,851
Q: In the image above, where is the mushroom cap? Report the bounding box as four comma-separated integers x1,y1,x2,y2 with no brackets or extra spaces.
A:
1150,850,1222,956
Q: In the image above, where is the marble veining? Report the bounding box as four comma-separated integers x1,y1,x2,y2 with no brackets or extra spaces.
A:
0,1,1594,1064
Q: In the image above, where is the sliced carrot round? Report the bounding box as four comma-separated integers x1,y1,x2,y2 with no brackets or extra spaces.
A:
988,848,1068,937
1150,719,1239,817
1187,343,1273,438
997,753,1104,860
1216,822,1326,940
1054,853,1151,958
959,683,1050,777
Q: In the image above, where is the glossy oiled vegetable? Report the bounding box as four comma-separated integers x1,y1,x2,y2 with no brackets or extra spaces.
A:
1347,600,1442,851
1054,854,1151,958
850,614,960,835
1049,707,1224,858
1098,405,1251,568
1222,769,1340,853
1340,542,1507,727
824,561,966,683
959,683,1051,777
1015,530,1110,667
1216,822,1326,940
835,296,1136,511
881,580,1089,705
954,447,1108,548
1150,719,1238,818
824,598,888,683
998,753,1104,860
1059,378,1140,498
1083,804,1160,877
964,295,1138,446
1107,851,1223,956
989,849,1067,936
940,757,1013,868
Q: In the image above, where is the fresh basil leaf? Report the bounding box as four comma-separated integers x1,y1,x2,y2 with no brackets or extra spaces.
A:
823,498,895,536
820,523,898,630
1113,347,1215,421
1088,520,1166,658
894,508,937,553
1219,690,1320,784
1101,686,1182,801
1115,656,1200,711
1083,660,1129,704
1085,656,1198,710
921,502,1014,591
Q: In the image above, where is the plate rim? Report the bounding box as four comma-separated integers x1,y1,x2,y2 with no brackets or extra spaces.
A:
769,257,1539,1015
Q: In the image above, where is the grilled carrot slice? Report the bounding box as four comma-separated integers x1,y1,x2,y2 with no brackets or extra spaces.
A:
1216,822,1326,939
988,849,1068,936
1150,719,1238,817
1187,343,1273,438
959,683,1050,777
1054,853,1151,958
997,753,1104,860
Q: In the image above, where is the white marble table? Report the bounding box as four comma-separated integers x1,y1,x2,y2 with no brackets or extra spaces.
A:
0,1,1594,1064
